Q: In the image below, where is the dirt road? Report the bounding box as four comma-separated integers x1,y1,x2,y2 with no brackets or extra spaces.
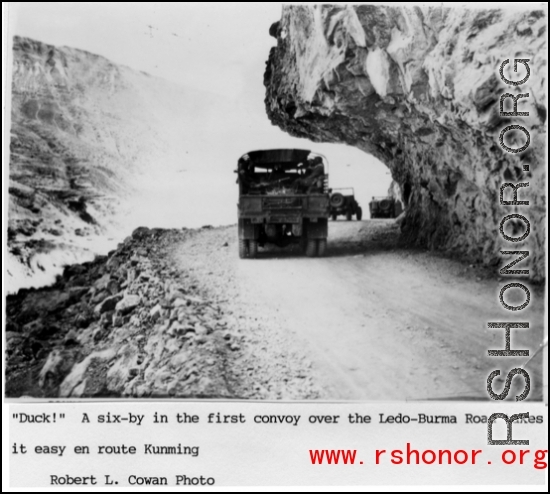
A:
171,220,545,401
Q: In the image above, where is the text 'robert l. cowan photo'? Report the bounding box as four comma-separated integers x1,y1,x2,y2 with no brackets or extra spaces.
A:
4,4,546,401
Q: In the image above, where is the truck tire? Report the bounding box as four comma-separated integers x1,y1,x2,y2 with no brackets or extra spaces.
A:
305,239,317,257
317,238,327,257
346,211,352,221
356,207,362,220
248,239,258,258
238,239,248,259
380,199,392,212
331,213,337,221
330,193,345,208
299,235,308,253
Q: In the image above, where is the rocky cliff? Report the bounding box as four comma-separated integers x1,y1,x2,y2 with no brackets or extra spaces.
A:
264,6,546,280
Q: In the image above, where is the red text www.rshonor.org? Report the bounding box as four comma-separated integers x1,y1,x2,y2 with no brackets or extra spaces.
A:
309,444,548,469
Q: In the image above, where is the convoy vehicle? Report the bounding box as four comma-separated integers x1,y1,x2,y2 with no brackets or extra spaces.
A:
369,196,403,218
329,188,362,221
236,149,329,258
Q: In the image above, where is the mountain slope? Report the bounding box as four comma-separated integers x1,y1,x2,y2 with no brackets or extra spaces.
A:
7,36,232,292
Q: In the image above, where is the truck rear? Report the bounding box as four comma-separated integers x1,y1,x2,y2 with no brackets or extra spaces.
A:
236,149,329,258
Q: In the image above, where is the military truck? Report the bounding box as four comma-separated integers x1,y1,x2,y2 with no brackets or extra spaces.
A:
369,196,403,218
236,149,329,258
329,188,362,221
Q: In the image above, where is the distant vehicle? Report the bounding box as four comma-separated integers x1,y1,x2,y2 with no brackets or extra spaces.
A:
329,187,362,221
236,149,330,258
369,196,403,219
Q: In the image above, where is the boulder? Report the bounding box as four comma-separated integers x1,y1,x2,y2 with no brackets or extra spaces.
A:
106,279,120,295
138,271,151,282
74,311,93,328
6,332,23,354
94,274,111,291
58,348,116,397
194,324,210,336
39,348,79,390
100,310,115,328
92,290,108,304
169,288,187,301
112,312,125,327
106,256,121,271
63,329,79,346
94,294,123,314
23,319,60,340
67,275,88,288
168,322,196,338
127,269,137,283
115,294,141,315
131,226,151,240
149,304,163,322
68,286,89,301
63,264,87,278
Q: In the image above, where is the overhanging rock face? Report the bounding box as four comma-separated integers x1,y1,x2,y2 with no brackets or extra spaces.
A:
264,5,546,280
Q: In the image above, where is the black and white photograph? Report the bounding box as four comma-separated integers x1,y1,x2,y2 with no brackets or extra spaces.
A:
3,2,546,407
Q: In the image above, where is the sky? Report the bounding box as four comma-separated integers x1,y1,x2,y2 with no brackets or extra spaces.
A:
7,2,392,226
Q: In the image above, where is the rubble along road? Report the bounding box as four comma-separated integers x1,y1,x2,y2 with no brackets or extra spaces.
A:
6,220,544,400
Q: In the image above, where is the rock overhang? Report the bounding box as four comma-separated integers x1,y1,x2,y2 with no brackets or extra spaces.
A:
264,5,546,280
